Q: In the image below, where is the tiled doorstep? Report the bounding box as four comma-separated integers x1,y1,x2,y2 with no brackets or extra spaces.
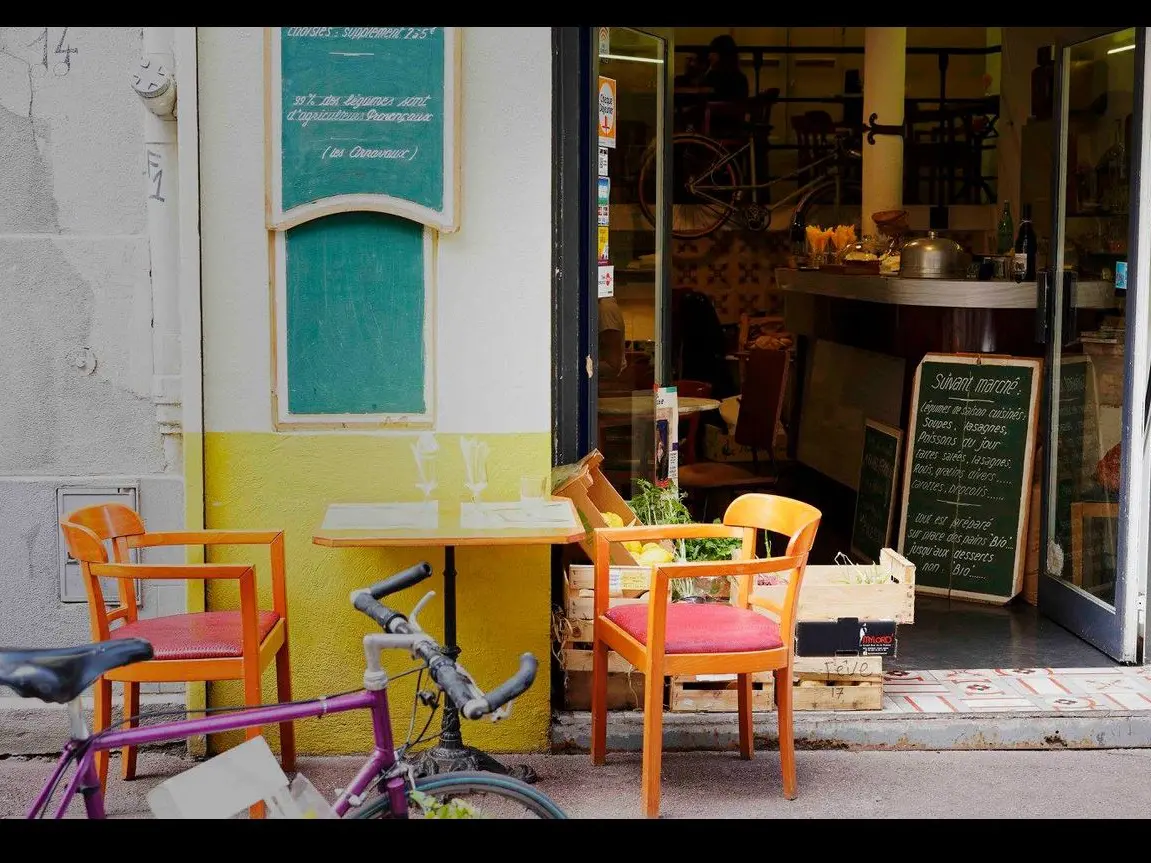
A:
882,666,1151,714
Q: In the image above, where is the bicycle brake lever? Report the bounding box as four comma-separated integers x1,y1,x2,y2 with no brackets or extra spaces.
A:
408,590,436,632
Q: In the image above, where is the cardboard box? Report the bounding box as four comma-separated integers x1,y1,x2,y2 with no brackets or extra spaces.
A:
795,618,897,657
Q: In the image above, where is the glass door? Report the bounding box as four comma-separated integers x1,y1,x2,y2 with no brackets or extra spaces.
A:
592,27,671,496
1039,27,1148,661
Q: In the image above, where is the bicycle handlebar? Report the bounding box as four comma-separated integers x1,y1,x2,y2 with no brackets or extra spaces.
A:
350,563,537,720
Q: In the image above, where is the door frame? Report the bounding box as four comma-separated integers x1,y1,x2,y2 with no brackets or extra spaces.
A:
1038,26,1149,662
551,26,675,467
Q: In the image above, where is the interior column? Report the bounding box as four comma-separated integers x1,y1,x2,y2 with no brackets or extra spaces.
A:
861,27,907,237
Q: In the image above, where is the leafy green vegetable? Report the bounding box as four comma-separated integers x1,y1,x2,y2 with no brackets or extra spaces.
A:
409,789,484,819
626,480,743,600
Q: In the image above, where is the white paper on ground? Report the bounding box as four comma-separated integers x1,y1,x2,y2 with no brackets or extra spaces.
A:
146,736,289,819
322,502,439,531
266,773,338,819
459,501,577,530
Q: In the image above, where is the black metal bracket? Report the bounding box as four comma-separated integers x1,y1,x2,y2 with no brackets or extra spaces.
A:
862,112,906,146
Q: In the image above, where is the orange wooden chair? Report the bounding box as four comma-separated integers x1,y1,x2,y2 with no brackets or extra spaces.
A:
58,504,295,791
590,492,821,818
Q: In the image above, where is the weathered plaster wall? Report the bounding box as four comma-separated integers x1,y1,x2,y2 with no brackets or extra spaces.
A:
0,27,182,649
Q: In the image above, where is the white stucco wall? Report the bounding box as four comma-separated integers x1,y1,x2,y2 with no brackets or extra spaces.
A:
198,26,553,434
0,27,183,648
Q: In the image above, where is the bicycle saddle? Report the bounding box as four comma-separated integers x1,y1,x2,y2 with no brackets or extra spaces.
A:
0,639,153,704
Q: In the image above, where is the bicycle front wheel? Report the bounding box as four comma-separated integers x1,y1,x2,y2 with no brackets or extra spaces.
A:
638,134,741,240
351,771,567,820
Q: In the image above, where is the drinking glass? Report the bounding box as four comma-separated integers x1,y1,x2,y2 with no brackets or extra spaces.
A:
520,475,548,507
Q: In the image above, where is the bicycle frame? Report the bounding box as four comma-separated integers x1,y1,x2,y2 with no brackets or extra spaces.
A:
26,687,404,820
690,140,847,215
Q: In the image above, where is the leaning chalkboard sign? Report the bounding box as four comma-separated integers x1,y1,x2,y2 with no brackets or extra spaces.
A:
897,354,1041,604
851,420,903,564
266,27,461,232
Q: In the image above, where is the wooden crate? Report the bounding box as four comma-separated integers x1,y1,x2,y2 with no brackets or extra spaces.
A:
552,450,642,567
752,547,915,625
559,645,645,710
669,672,775,713
670,655,884,713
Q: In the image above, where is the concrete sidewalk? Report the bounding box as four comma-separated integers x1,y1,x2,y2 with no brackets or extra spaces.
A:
5,748,1151,818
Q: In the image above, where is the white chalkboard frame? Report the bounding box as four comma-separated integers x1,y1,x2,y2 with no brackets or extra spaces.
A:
269,227,437,430
264,27,462,233
850,419,903,564
897,353,1042,605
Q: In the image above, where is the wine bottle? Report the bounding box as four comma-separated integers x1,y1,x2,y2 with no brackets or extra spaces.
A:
996,200,1014,255
1014,203,1037,282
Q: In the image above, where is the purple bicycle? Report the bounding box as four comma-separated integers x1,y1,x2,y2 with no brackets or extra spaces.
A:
2,562,566,819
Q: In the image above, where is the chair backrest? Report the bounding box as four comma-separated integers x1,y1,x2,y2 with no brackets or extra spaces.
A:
733,348,789,455
791,110,836,172
723,492,822,647
674,380,713,465
60,504,147,638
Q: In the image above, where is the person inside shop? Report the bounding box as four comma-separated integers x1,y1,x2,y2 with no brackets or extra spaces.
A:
697,35,750,141
701,35,749,103
598,295,628,382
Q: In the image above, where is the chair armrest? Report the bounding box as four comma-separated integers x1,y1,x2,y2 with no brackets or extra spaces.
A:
592,524,751,617
594,524,744,545
91,563,255,581
130,530,283,548
130,531,289,618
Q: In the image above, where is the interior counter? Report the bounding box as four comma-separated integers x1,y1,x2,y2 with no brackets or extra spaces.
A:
776,268,1114,310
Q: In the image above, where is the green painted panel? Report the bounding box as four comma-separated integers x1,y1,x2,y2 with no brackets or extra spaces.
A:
285,211,425,415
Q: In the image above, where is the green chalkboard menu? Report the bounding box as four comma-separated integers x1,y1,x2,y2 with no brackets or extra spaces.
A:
282,212,428,418
851,420,903,564
897,354,1041,603
267,27,460,231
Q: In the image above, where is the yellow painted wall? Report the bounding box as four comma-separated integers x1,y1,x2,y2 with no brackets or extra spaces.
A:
195,28,557,756
203,432,552,754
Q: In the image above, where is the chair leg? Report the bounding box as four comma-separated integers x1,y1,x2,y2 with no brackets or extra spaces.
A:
121,681,139,780
275,643,296,774
736,673,754,760
775,664,797,800
242,665,265,819
640,660,665,818
93,677,112,791
590,638,609,766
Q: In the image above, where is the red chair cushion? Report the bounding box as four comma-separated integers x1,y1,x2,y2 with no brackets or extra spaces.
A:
110,611,281,660
604,603,783,654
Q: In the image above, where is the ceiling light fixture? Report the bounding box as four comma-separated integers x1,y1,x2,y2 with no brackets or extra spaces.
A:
1107,44,1135,55
599,52,663,64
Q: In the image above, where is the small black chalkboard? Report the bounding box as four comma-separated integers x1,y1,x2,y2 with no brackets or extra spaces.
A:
897,354,1041,604
850,420,903,564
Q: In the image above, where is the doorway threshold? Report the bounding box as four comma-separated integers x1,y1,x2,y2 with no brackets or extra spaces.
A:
554,665,1151,752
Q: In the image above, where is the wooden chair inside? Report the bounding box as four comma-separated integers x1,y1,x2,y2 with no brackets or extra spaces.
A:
59,504,295,804
790,110,836,187
678,348,790,520
590,492,822,817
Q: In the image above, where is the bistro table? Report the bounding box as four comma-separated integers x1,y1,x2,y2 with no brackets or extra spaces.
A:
598,394,722,416
313,498,584,783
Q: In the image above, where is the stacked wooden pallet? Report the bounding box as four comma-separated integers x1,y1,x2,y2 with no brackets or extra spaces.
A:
558,564,650,710
669,655,884,713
